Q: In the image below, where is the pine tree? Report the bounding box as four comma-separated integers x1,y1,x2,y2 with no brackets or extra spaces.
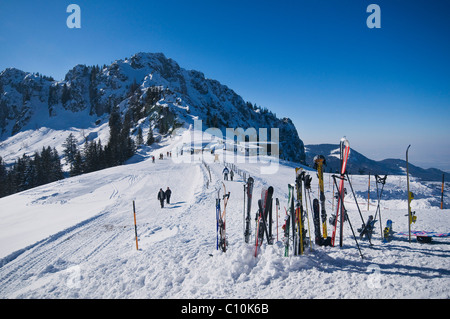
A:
136,127,144,146
83,140,98,173
120,112,135,163
32,151,41,187
7,160,19,195
38,146,53,185
106,107,122,166
146,125,155,145
63,133,79,170
70,151,84,177
0,156,6,197
16,154,33,191
97,139,106,170
104,108,136,166
50,147,64,182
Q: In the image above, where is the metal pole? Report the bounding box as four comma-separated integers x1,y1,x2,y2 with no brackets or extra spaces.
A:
367,173,371,211
406,145,411,243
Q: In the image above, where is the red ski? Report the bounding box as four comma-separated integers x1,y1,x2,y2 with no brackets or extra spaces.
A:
331,137,350,247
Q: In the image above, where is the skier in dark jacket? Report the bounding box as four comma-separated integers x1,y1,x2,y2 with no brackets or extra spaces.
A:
157,188,166,208
165,187,172,204
223,167,229,180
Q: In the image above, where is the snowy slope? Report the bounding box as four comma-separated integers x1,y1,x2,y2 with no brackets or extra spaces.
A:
0,131,449,299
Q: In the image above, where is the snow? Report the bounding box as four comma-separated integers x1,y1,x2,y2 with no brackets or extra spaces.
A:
0,130,449,299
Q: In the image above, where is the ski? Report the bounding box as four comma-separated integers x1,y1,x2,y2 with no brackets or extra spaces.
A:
284,184,295,257
406,144,411,243
313,198,322,245
216,191,221,250
276,198,280,241
331,137,350,247
302,173,313,251
244,176,254,244
258,187,268,248
264,186,274,244
217,182,230,252
295,168,305,255
255,199,262,257
314,155,331,246
406,145,417,243
254,186,273,257
283,205,290,257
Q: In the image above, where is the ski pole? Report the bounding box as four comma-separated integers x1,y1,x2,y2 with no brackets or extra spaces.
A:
332,176,364,259
303,180,312,251
276,198,280,241
441,173,444,210
243,184,246,241
133,201,139,251
346,172,372,246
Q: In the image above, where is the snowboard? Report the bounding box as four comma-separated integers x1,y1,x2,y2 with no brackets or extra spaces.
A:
383,219,394,243
358,215,377,241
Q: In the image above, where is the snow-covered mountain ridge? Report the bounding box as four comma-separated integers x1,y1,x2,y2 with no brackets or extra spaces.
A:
0,52,305,163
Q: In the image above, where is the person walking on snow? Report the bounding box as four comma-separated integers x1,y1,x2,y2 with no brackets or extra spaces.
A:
165,187,172,204
223,167,229,181
157,188,166,208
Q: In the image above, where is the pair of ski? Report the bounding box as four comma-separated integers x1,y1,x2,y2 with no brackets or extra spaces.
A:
330,138,351,247
312,155,332,246
330,138,364,259
254,186,274,257
216,182,230,252
284,168,307,256
243,177,274,257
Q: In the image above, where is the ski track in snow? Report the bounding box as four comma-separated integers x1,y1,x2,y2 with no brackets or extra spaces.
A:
0,142,450,299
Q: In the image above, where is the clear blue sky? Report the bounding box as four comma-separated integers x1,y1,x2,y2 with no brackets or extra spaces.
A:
1,0,449,169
